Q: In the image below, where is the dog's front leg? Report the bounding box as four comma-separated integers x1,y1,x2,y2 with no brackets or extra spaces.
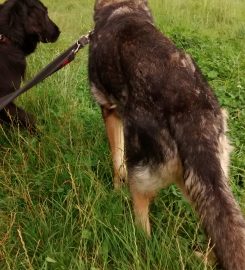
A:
0,102,36,133
101,107,127,189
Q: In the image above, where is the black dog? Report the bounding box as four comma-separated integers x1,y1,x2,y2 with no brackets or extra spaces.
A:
0,0,60,131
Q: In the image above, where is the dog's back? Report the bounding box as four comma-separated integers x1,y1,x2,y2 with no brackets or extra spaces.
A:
89,1,245,269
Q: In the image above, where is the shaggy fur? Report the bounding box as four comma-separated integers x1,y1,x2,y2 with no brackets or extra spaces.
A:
89,0,245,269
0,0,60,131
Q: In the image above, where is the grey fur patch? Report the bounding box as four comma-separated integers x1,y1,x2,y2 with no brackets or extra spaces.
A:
91,83,117,109
131,157,183,194
217,109,233,178
108,6,133,20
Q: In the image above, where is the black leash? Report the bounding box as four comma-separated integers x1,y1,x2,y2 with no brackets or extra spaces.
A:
0,31,93,111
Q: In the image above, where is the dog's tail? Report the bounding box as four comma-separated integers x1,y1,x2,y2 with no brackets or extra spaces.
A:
174,112,245,270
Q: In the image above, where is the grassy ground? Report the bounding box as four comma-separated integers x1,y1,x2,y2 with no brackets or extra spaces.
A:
0,0,244,269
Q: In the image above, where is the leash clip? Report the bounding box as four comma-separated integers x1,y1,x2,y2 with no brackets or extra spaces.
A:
73,40,82,54
73,30,94,55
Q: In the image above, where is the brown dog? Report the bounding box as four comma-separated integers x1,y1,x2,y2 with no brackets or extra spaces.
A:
89,0,245,269
0,0,60,131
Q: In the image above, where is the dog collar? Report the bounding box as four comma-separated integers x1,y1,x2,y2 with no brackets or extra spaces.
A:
0,34,11,45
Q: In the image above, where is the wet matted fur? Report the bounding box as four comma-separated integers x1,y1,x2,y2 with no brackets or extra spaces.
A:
89,0,245,269
0,0,60,131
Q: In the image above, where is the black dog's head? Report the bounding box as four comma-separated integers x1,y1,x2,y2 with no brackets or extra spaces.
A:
0,0,60,54
22,0,60,43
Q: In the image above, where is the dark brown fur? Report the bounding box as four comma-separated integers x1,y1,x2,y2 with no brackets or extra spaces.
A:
0,0,60,131
89,0,245,269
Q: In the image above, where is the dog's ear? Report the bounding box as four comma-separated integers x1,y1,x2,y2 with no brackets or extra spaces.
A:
94,0,110,10
135,0,152,20
95,0,130,10
135,0,149,8
136,0,148,4
4,0,27,28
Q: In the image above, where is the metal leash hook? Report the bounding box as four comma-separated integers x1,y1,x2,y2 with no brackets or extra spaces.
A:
72,31,92,55
73,30,94,55
73,40,82,54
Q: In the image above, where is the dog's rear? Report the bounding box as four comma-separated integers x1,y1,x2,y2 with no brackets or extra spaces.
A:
89,1,245,269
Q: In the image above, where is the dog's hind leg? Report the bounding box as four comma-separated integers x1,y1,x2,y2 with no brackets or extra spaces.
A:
128,166,159,236
130,186,155,236
101,107,127,189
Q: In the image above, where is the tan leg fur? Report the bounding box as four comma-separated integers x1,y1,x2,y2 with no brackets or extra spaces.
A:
102,107,127,189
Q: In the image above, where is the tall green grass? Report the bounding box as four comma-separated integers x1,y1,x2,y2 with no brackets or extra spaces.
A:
0,0,244,269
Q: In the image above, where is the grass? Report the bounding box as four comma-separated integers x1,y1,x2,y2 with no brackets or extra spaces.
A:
0,0,244,269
